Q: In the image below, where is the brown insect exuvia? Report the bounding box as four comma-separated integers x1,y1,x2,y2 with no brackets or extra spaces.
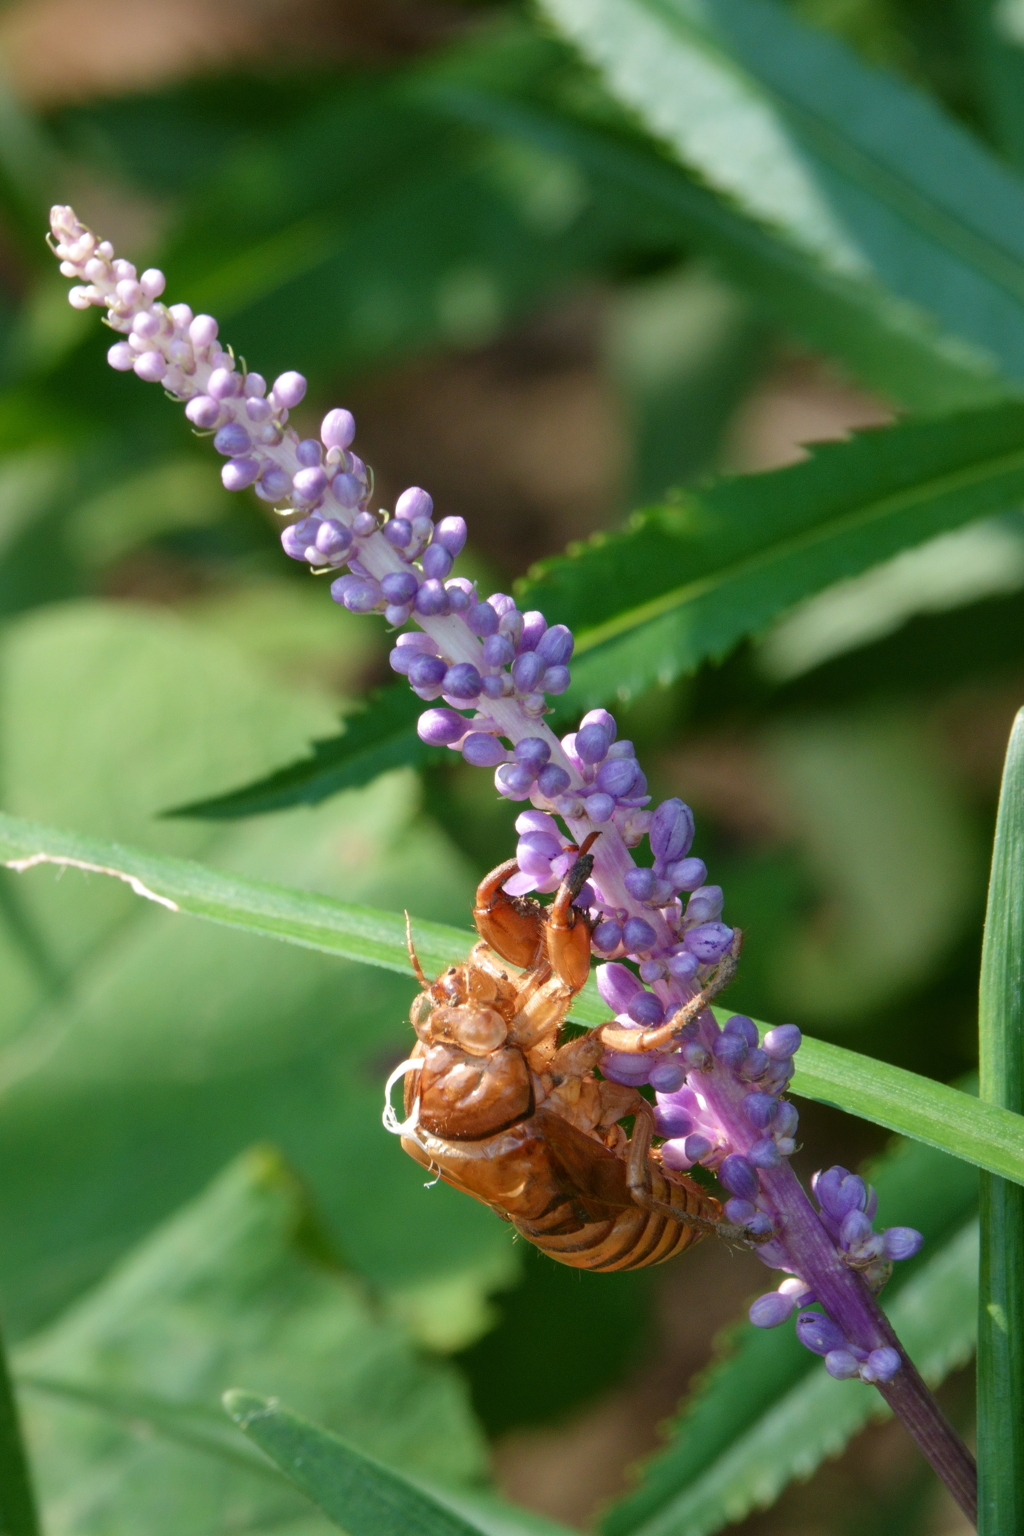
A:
385,839,742,1270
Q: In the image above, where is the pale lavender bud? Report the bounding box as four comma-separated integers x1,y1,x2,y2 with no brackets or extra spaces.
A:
272,371,307,408
818,1171,867,1222
352,511,378,537
621,867,655,902
214,423,251,457
260,465,292,500
575,722,612,764
666,950,699,982
131,311,160,341
537,764,571,798
649,799,694,864
864,1348,901,1382
134,351,167,382
622,917,657,953
420,544,451,581
648,1059,685,1093
748,1138,782,1169
380,571,418,605
825,1349,862,1379
592,920,623,953
595,758,639,798
713,1031,747,1069
796,1311,847,1356
719,1154,758,1200
333,473,364,509
222,457,260,490
443,663,482,700
386,603,413,626
654,1101,692,1137
686,886,724,924
684,923,734,963
882,1227,923,1261
750,1292,797,1328
512,652,545,692
418,708,466,746
536,625,573,666
295,439,322,467
725,1016,759,1046
742,1047,770,1079
434,516,467,555
107,342,135,370
341,578,383,613
542,665,571,694
683,1133,712,1163
724,1198,757,1225
462,733,506,767
414,580,450,616
626,992,664,1027
294,467,328,502
520,611,547,650
445,580,473,613
496,763,535,799
116,278,142,305
764,1025,802,1059
246,397,273,423
244,372,266,397
602,1052,652,1087
467,601,499,637
580,707,616,739
586,792,615,823
744,1093,778,1129
208,367,240,400
281,521,316,559
321,408,356,449
407,654,447,689
396,487,433,521
514,737,550,771
596,962,641,1012
140,268,166,298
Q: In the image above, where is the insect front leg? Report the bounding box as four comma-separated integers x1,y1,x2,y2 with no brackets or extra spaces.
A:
625,1099,725,1236
545,844,597,994
473,858,547,970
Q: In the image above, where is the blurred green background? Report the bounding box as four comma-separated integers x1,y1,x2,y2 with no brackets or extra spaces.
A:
0,0,1017,1531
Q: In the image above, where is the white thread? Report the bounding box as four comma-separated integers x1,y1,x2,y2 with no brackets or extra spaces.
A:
4,853,179,911
382,1058,424,1136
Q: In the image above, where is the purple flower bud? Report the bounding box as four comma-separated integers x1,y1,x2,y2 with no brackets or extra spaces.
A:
272,371,307,409
537,763,571,798
519,611,547,651
294,466,328,502
825,1349,862,1380
322,408,356,449
654,1101,692,1137
519,829,563,862
724,1198,757,1225
422,543,453,580
686,886,724,924
189,314,218,347
207,367,239,400
134,351,167,382
462,732,506,767
626,991,665,1027
542,666,571,694
396,486,433,521
742,1048,770,1079
750,1292,797,1328
575,722,612,764
294,439,322,467
222,457,260,490
650,799,695,864
417,708,466,746
840,1209,875,1251
407,654,447,689
719,1154,758,1200
624,867,657,902
414,580,450,617
763,1024,802,1059
666,951,699,983
108,342,136,370
683,1133,712,1163
495,763,536,799
594,757,638,799
478,634,511,669
591,920,622,953
352,511,378,537
864,1348,901,1382
796,1311,847,1357
536,625,574,666
622,917,657,953
213,423,251,457
514,737,550,771
463,601,497,637
823,1172,868,1221
744,1093,778,1129
185,396,222,430
725,1016,759,1046
748,1138,782,1169
443,663,482,699
260,465,292,500
332,473,364,509
684,923,734,964
882,1227,923,1261
281,522,314,559
511,651,545,693
341,578,383,613
601,1052,652,1086
596,962,642,1013
648,1059,685,1093
434,516,467,555
666,857,706,891
380,571,418,605
713,1031,748,1069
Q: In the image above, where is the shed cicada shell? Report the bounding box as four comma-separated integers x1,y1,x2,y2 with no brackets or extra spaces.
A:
385,842,739,1270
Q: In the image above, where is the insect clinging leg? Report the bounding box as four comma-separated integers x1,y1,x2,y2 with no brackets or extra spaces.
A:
473,858,546,970
625,1098,725,1236
545,837,599,994
598,929,745,1055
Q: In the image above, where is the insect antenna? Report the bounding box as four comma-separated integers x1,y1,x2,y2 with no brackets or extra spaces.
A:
404,911,431,989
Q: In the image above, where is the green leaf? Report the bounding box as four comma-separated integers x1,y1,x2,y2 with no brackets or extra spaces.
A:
0,806,1023,1188
0,1319,40,1536
606,1219,979,1536
519,403,1024,711
224,1391,487,1536
170,684,434,819
15,1148,488,1535
603,1132,979,1536
977,705,1024,1534
537,0,1024,388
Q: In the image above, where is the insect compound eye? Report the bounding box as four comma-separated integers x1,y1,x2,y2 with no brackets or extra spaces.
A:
449,1006,508,1056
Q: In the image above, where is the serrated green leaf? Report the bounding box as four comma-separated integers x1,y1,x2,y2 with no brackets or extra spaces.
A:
537,0,1024,387
603,1132,979,1536
168,685,435,819
519,403,1024,710
0,808,1022,1187
224,1391,487,1536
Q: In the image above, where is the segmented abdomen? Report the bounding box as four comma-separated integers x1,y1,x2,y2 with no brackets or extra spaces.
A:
515,1161,717,1271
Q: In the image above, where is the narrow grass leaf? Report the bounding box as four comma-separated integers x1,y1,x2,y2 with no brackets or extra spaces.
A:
977,706,1024,1534
0,1321,40,1536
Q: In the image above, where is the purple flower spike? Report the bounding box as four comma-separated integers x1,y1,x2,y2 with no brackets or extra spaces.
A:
417,708,466,746
650,799,695,864
622,916,657,953
321,408,356,449
882,1227,924,1261
864,1347,901,1383
272,371,307,408
750,1292,798,1328
592,920,623,954
796,1310,848,1357
596,962,641,1013
825,1349,862,1380
396,486,433,521
764,1024,802,1059
462,733,506,768
719,1154,759,1201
